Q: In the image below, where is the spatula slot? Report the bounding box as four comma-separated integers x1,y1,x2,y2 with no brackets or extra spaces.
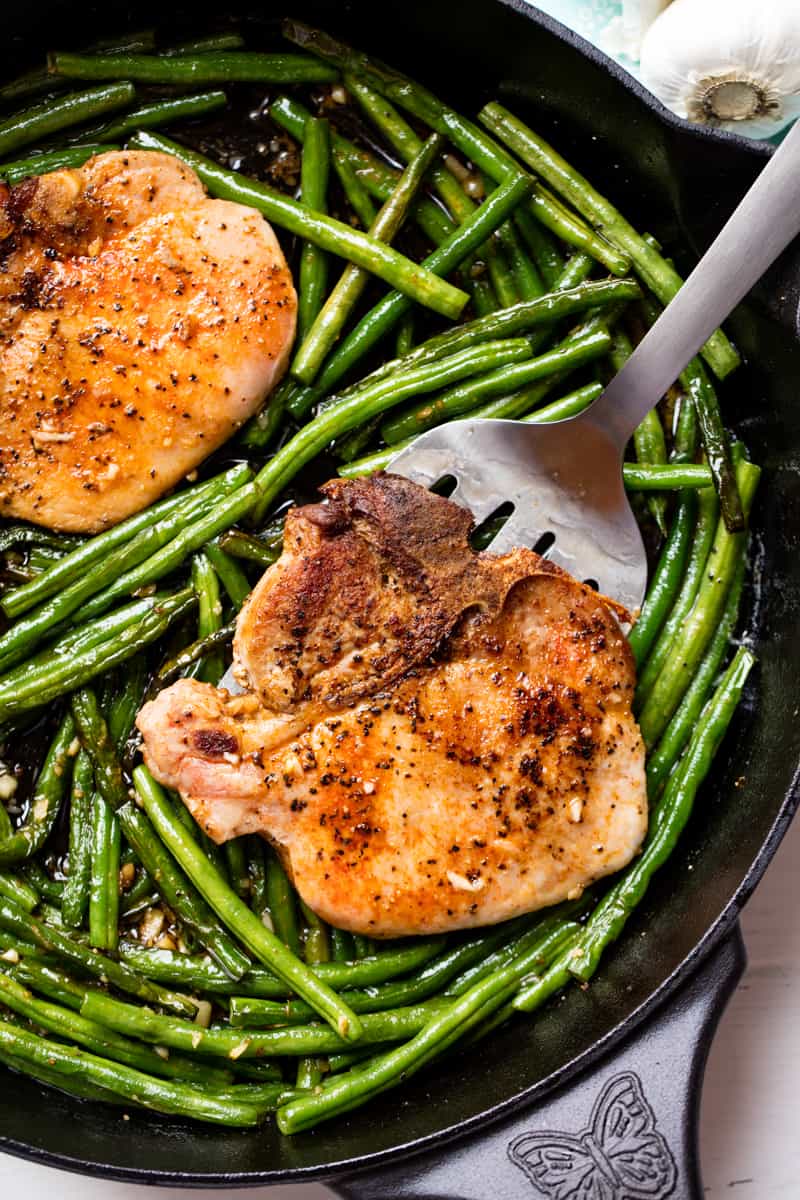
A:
470,501,514,550
430,474,458,497
532,531,556,557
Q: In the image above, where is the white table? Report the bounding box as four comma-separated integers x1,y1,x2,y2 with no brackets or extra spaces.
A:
1,813,797,1198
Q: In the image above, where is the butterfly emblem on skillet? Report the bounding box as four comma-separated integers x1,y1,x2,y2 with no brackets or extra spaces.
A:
508,1071,677,1200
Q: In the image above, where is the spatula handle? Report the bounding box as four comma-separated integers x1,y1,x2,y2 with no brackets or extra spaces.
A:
593,119,800,445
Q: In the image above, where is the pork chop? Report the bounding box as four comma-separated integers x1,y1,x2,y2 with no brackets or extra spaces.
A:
0,151,296,532
137,474,647,937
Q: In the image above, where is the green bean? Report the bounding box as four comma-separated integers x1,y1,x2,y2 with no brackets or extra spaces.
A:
0,589,196,723
0,528,77,556
350,935,372,959
117,802,250,980
609,327,668,535
330,930,356,963
229,912,562,1026
88,794,120,951
246,837,268,916
69,89,227,143
7,955,100,1012
298,897,331,1085
467,260,499,316
639,459,759,747
633,410,670,532
9,958,232,1090
276,919,576,1132
485,235,519,307
381,328,610,444
514,208,564,287
160,34,246,55
283,21,630,276
225,839,250,900
120,876,157,917
271,95,454,248
218,530,278,567
682,357,742,530
496,221,544,301
0,83,134,158
49,51,337,86
134,767,362,1040
332,149,379,227
0,144,117,184
335,419,382,465
148,621,236,699
673,386,699,460
515,380,604,423
189,553,225,685
249,337,531,524
83,990,445,1058
622,464,712,490
70,688,128,812
265,851,302,958
107,658,148,754
1,465,246,621
478,102,740,379
0,1044,125,1107
0,793,12,844
297,117,332,346
75,480,258,627
117,937,444,997
0,872,39,912
291,278,638,421
129,131,468,320
281,173,534,424
204,542,252,610
567,647,755,985
638,294,741,529
0,1018,261,1126
344,80,497,321
647,555,747,798
301,902,330,967
62,751,94,928
13,865,57,907
239,377,299,451
636,485,720,700
0,968,230,1087
292,132,444,384
0,473,219,674
395,315,416,358
627,494,695,667
0,896,194,1015
445,921,573,998
0,715,74,866
345,75,474,223
164,791,229,881
0,32,155,107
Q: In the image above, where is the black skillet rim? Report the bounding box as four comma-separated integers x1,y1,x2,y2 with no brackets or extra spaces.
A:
0,2,796,1185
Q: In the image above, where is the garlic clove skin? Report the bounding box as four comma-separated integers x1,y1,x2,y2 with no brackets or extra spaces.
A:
640,0,800,137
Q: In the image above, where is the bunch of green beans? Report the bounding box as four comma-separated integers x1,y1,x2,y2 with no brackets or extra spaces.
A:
0,20,756,1135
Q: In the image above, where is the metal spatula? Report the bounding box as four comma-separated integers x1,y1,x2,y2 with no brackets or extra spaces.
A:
389,120,800,612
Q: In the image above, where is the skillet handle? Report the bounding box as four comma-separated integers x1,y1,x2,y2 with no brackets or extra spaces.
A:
330,927,745,1200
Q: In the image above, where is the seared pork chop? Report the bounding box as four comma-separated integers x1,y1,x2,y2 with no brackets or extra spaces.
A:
138,475,647,937
0,151,296,532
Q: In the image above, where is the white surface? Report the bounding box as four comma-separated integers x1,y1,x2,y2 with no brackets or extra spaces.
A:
0,816,797,1198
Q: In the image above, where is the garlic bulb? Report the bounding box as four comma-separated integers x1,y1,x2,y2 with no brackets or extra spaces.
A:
640,0,800,138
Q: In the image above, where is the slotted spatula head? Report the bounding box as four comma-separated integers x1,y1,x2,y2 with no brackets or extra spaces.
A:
388,413,648,613
393,119,800,613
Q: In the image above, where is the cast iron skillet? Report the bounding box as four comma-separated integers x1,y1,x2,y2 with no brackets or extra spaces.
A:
1,2,799,1196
